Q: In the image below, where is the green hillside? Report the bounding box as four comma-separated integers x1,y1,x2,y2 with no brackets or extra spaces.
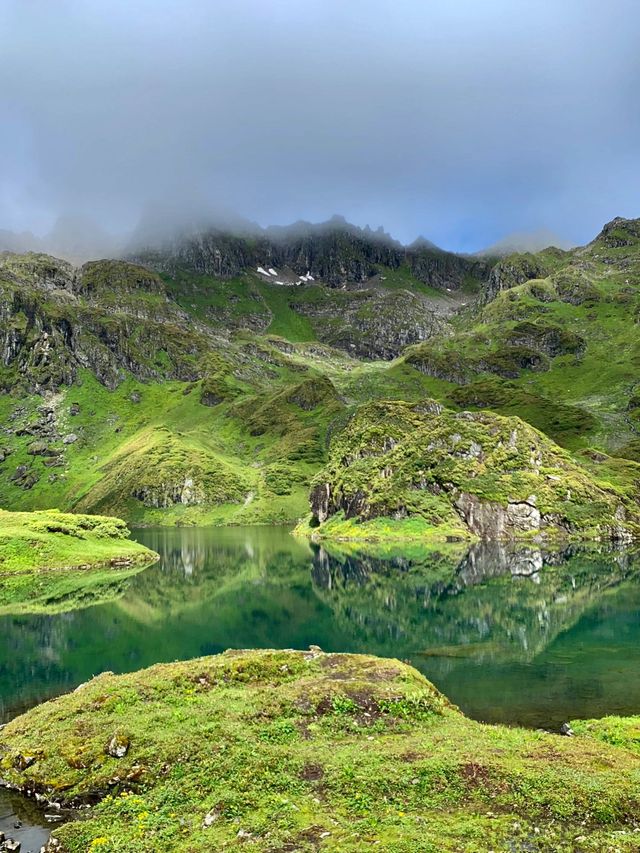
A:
0,217,639,539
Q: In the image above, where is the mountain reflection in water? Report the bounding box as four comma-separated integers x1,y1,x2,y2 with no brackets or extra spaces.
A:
1,526,639,729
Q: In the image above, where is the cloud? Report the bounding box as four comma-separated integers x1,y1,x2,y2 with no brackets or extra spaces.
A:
0,0,639,252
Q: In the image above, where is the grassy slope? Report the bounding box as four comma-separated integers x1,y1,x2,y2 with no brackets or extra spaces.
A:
1,226,639,531
0,509,157,612
401,234,640,456
0,337,443,527
2,649,640,852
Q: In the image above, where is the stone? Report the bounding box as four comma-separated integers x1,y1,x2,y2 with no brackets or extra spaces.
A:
62,433,78,444
10,465,39,490
106,733,130,758
26,441,60,457
202,807,221,828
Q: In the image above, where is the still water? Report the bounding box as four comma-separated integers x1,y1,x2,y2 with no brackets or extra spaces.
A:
2,526,640,733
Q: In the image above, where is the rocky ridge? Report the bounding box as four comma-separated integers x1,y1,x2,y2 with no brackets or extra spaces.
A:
130,216,491,289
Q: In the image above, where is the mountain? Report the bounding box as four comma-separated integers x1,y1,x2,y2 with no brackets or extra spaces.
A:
128,215,490,290
0,215,638,539
477,227,575,256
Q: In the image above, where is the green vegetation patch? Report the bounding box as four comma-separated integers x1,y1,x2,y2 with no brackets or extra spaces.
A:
2,649,640,851
0,509,157,612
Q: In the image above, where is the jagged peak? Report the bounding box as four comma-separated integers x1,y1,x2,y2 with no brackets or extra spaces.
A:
408,236,441,252
589,216,640,248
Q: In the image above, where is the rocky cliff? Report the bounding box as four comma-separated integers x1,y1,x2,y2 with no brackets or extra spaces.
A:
305,399,639,542
130,216,490,290
0,253,218,393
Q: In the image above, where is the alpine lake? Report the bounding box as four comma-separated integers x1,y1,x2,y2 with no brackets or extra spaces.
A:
2,525,640,847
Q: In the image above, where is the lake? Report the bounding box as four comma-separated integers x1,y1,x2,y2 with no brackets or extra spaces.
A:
2,525,640,733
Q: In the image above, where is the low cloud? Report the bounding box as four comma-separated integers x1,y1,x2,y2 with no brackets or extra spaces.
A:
0,0,639,253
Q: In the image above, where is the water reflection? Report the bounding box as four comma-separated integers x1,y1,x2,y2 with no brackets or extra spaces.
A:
1,526,639,729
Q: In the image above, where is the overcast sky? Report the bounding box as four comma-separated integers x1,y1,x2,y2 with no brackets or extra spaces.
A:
1,0,639,252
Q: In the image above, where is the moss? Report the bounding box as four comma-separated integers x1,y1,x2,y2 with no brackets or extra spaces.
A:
404,344,473,384
447,377,597,445
551,270,600,306
0,509,157,611
303,399,639,542
505,320,585,356
476,344,549,377
263,463,308,495
2,649,640,851
79,261,166,296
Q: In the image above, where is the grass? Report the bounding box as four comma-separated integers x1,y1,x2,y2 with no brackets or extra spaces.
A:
2,649,640,851
2,222,640,537
0,509,157,612
302,399,640,543
400,241,640,456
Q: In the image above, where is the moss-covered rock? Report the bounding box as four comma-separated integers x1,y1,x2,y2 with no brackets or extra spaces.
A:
2,649,640,851
304,400,639,542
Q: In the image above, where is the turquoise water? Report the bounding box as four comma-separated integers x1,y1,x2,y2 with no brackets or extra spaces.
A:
2,526,640,732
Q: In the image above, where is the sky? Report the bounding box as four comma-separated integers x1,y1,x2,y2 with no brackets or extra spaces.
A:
0,0,639,253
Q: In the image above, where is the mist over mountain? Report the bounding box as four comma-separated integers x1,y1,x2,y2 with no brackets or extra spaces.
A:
1,0,639,252
0,210,572,265
476,229,576,257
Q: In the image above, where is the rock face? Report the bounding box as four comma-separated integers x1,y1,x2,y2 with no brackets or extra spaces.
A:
485,252,553,302
455,492,545,538
590,216,640,249
306,400,639,541
296,287,450,359
0,254,215,392
132,476,207,508
130,217,490,290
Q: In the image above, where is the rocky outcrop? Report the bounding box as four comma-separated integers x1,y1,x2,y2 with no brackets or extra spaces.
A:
455,492,556,539
129,217,490,291
407,243,490,290
305,400,640,541
484,252,551,302
505,321,585,358
132,476,208,508
590,216,640,250
297,288,449,359
0,255,217,392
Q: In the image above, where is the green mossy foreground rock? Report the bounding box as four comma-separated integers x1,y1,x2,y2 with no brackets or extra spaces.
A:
2,649,640,851
303,400,640,542
0,509,157,612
